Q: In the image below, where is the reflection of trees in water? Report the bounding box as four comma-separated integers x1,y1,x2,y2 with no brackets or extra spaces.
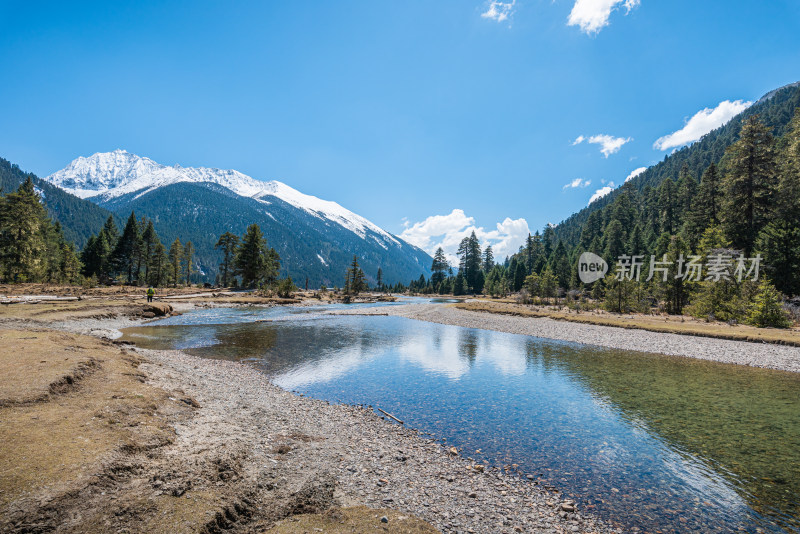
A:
458,328,479,366
523,339,568,374
534,343,800,531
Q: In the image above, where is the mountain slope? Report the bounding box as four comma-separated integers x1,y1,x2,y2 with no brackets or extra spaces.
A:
43,151,431,286
553,81,800,247
0,157,115,249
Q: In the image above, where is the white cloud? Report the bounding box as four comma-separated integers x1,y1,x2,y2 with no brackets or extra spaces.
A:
588,182,615,205
573,133,632,157
481,0,516,22
400,209,530,266
568,0,640,34
563,178,591,189
653,99,752,151
624,166,647,182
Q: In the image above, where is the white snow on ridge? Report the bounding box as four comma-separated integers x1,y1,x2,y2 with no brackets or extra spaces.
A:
45,149,401,246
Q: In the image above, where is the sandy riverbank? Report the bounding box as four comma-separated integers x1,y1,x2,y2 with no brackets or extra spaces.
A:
337,303,800,373
0,299,616,534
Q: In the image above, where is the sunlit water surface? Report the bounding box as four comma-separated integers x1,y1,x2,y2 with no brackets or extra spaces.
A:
122,302,800,533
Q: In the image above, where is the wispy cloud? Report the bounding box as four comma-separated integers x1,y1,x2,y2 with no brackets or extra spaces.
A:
481,0,516,22
573,134,632,158
588,182,615,205
624,166,647,182
568,0,640,34
563,178,591,189
401,209,530,265
653,100,752,151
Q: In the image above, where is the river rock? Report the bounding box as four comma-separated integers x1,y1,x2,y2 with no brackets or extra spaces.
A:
143,303,173,316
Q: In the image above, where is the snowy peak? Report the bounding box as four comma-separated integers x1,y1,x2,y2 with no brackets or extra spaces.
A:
47,149,162,194
44,150,400,245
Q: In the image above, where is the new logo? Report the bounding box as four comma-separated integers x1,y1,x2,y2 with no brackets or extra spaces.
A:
578,252,608,284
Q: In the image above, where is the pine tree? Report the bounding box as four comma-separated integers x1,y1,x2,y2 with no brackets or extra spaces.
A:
183,241,194,285
549,240,571,289
168,238,183,287
234,224,280,288
539,267,557,301
676,163,697,222
345,255,367,295
431,247,448,287
215,232,239,287
721,115,777,254
604,220,626,261
757,108,800,296
657,235,692,314
658,177,677,235
453,272,467,296
456,232,483,293
483,245,494,273
376,267,383,291
150,240,168,287
113,212,140,284
0,177,48,282
141,221,157,284
692,163,721,229
236,225,267,288
101,216,119,245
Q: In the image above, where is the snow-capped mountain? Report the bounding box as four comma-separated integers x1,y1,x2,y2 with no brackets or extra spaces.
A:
44,150,431,285
47,149,399,244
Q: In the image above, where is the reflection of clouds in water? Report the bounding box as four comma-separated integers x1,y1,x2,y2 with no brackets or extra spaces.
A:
583,393,748,518
395,333,471,379
659,444,748,515
272,346,373,389
396,327,528,379
275,321,532,386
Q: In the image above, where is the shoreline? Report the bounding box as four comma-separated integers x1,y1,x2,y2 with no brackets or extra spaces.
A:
137,345,616,533
1,300,617,533
5,295,797,532
338,303,800,373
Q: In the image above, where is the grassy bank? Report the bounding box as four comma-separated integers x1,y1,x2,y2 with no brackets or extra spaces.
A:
456,300,800,346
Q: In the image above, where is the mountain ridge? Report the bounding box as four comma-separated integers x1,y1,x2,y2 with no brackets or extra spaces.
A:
42,150,431,286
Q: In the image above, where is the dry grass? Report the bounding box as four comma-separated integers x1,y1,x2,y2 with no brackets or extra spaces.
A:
265,506,440,533
0,329,176,511
0,298,146,321
457,300,800,346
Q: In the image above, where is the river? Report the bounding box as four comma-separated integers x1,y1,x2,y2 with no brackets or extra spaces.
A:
121,299,800,533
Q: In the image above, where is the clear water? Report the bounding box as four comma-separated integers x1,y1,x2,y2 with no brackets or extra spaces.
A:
121,303,800,533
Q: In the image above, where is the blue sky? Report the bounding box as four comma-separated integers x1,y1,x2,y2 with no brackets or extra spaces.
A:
1,1,799,262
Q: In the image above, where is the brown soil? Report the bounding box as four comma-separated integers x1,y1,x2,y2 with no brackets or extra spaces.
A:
0,327,439,533
458,300,800,346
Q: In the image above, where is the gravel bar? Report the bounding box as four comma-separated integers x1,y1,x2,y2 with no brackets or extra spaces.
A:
138,346,617,534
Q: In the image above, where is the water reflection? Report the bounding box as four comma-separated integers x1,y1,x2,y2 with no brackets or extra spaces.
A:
122,308,800,533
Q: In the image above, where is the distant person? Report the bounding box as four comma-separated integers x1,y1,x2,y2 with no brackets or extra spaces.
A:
146,286,155,303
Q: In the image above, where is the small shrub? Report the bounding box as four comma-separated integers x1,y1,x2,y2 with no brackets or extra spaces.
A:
746,279,792,328
276,277,297,298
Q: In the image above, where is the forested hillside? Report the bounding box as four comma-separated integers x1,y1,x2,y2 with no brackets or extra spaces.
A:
553,82,800,248
0,158,114,249
98,181,431,287
407,85,800,327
